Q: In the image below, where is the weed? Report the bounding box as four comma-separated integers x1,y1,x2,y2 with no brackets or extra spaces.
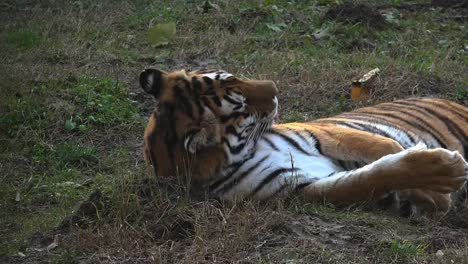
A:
454,86,468,102
32,143,97,169
281,110,305,123
0,93,48,138
384,240,428,259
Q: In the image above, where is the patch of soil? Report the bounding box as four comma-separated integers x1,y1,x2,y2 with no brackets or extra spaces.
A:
432,0,468,8
325,3,389,30
442,208,468,229
57,189,110,233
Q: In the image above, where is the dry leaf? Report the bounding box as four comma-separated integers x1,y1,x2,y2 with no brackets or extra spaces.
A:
351,68,380,102
148,22,176,47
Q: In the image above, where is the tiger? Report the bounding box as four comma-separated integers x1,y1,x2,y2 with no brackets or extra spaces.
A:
140,68,468,215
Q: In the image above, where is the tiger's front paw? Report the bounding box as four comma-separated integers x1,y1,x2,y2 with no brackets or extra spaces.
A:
397,148,468,193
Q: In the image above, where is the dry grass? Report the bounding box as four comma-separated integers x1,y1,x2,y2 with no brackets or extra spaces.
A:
1,0,467,263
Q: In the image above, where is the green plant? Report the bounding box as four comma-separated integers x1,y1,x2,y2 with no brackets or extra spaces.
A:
384,240,428,258
68,76,142,128
454,86,468,101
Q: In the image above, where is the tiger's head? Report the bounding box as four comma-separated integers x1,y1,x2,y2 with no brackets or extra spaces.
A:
140,68,278,182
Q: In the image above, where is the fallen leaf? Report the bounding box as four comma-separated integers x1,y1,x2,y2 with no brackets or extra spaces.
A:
64,118,76,131
266,23,287,32
148,22,176,47
312,28,330,40
351,68,380,102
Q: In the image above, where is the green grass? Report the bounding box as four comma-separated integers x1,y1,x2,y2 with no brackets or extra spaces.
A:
66,76,142,129
0,72,144,256
384,240,428,259
0,30,43,51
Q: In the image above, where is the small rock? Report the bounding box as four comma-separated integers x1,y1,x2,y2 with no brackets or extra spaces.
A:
436,250,444,258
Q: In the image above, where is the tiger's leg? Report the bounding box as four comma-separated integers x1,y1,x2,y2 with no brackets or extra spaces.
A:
299,145,468,205
305,124,456,213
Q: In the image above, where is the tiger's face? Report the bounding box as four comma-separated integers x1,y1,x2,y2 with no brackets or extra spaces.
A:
140,68,278,176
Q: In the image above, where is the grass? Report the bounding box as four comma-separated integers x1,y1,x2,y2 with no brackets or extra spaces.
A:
0,0,467,263
384,240,428,258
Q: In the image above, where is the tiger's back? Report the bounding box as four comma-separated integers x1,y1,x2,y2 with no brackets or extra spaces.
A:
317,98,467,158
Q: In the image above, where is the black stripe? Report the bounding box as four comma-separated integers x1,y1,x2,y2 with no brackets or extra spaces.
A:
249,168,295,197
209,151,257,192
270,175,317,198
294,182,312,192
222,137,245,155
290,129,312,148
212,96,222,107
173,86,194,119
191,77,205,115
158,103,177,172
225,125,246,142
408,101,467,139
147,114,159,173
406,101,467,156
202,76,213,86
373,105,448,147
223,94,243,105
336,159,346,169
177,77,193,95
233,104,242,111
261,136,280,151
269,130,311,155
201,96,217,114
220,112,250,123
202,76,217,98
272,184,290,196
305,130,322,155
225,125,238,135
192,77,202,93
405,98,468,122
336,119,415,146
215,155,270,195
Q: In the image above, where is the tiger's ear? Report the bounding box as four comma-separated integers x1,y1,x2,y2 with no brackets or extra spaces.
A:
140,68,167,98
